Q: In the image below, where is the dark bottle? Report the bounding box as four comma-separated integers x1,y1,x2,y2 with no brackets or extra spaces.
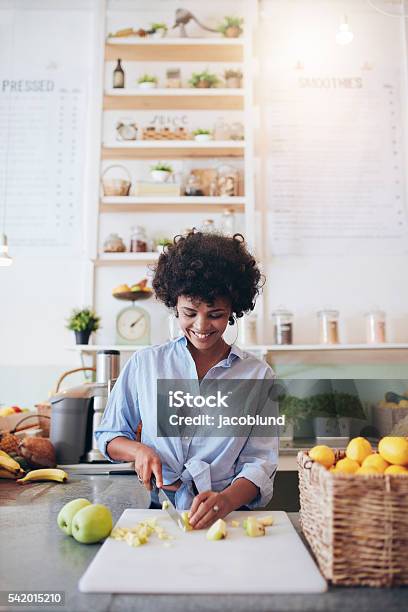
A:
113,59,125,89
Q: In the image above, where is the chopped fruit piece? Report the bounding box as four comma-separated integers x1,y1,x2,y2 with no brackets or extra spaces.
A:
206,518,227,541
180,511,193,531
230,520,240,528
244,517,266,537
162,500,170,510
258,516,274,527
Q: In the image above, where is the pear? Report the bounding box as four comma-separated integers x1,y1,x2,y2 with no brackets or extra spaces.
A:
206,518,227,541
57,498,92,536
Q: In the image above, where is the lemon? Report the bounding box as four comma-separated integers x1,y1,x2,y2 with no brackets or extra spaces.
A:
378,437,408,466
334,457,360,474
346,437,373,464
355,466,381,475
384,465,408,475
309,445,335,469
361,453,389,473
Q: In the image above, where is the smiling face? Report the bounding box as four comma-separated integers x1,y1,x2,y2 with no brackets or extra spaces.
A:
176,295,232,351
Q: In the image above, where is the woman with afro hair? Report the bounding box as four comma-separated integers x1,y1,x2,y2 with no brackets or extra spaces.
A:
96,231,278,528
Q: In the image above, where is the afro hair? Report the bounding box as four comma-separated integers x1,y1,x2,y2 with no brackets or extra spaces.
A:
152,231,264,324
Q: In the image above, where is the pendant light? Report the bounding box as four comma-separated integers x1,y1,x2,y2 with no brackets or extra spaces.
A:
336,15,354,45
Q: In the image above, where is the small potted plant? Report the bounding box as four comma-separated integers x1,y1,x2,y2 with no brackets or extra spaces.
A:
189,70,219,89
150,162,173,183
66,308,100,345
149,22,168,38
224,69,243,89
307,393,340,439
155,237,172,253
137,74,158,89
192,128,212,142
218,16,244,38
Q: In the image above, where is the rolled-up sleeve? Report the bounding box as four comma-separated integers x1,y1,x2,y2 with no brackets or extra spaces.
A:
231,368,279,508
231,435,278,508
94,353,141,462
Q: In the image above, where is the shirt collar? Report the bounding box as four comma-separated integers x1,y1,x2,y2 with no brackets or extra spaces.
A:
175,334,244,366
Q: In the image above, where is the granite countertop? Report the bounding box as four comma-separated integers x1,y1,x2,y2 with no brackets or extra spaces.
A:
0,475,406,612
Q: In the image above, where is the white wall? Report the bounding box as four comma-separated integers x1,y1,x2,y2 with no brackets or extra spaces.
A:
0,0,101,406
258,0,408,344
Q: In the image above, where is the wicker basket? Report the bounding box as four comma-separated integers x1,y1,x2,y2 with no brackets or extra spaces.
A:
101,164,131,196
298,450,408,586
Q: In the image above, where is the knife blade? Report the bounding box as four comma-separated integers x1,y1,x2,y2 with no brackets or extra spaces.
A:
150,475,186,532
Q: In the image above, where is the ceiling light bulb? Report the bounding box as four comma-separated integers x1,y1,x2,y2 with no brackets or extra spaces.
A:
336,16,354,45
0,233,13,266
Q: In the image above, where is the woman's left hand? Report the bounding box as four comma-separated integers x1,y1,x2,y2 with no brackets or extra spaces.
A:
188,490,233,529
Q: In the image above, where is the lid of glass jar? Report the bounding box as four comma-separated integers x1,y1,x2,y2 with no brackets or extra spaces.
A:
271,308,293,317
317,310,339,318
364,310,385,318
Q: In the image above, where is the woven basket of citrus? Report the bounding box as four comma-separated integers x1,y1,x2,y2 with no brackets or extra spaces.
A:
298,436,408,587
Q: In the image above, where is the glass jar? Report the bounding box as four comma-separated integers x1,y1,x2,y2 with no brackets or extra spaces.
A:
213,117,231,141
103,233,126,253
229,121,244,141
130,225,148,253
237,314,258,346
318,310,339,344
272,309,293,345
365,310,386,344
217,164,239,196
220,208,236,236
201,219,217,233
184,174,204,196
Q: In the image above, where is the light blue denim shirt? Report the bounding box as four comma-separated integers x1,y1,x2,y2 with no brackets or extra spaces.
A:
95,335,278,510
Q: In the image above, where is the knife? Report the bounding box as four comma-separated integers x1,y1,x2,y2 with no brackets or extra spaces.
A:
150,475,186,532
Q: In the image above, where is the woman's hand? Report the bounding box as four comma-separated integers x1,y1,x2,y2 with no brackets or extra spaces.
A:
188,490,233,529
133,443,163,491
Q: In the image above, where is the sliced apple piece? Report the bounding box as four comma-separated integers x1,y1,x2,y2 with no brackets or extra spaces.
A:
258,516,274,527
244,517,266,537
206,518,227,541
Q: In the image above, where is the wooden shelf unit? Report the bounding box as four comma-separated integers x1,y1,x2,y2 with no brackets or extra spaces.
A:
87,2,256,347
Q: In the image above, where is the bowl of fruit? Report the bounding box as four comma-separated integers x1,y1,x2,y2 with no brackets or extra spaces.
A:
112,278,153,302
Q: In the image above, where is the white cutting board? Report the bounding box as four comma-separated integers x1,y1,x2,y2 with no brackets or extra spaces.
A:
79,510,327,594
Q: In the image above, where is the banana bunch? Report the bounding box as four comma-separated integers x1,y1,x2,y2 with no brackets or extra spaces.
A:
0,450,68,484
17,468,68,484
0,449,25,479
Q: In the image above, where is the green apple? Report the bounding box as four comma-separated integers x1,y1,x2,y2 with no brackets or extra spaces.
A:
206,518,227,541
57,498,92,536
71,504,113,544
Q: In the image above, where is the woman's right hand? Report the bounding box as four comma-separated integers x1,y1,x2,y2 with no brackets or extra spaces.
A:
134,443,163,491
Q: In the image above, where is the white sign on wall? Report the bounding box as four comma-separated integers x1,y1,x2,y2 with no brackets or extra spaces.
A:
261,1,408,256
0,2,91,257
